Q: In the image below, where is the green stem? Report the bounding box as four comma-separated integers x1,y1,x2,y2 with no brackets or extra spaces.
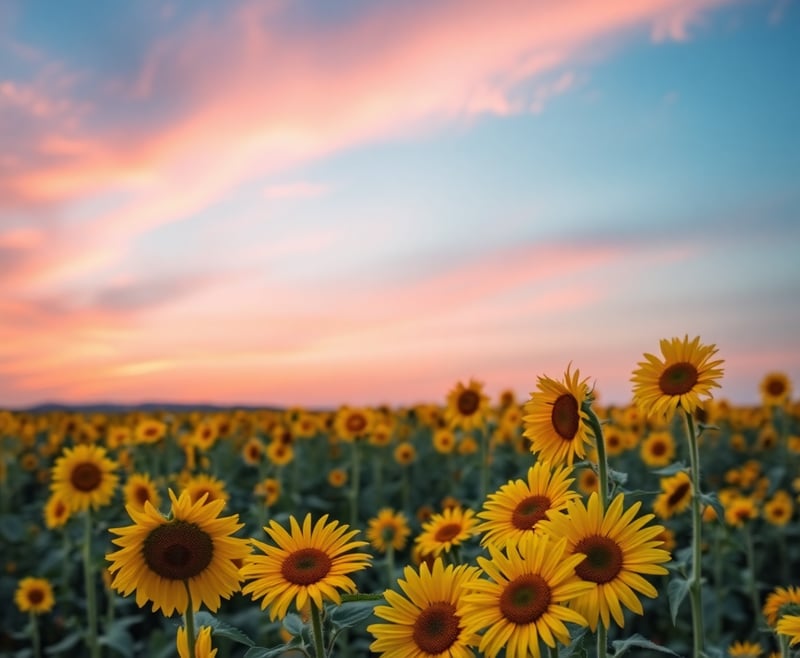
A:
183,581,196,658
83,510,100,658
479,427,489,503
401,466,410,517
597,624,607,658
340,592,387,602
549,644,559,658
584,407,609,510
780,633,790,658
350,441,361,528
385,543,395,588
372,451,384,507
683,409,704,658
310,598,326,658
712,524,723,644
30,611,40,658
743,525,761,635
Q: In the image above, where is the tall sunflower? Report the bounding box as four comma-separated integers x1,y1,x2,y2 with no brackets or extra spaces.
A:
367,508,411,553
522,366,595,467
368,559,480,657
539,492,671,631
653,471,693,519
14,577,55,614
415,506,479,558
445,379,490,431
631,335,724,420
50,444,119,513
476,460,579,548
106,489,250,616
461,534,594,658
240,513,371,620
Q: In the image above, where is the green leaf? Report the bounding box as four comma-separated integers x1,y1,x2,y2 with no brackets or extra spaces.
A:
99,626,134,658
559,627,590,658
611,634,680,657
193,611,255,647
44,631,84,655
667,576,691,625
608,468,628,486
244,646,294,658
282,613,305,637
651,462,688,476
698,491,725,524
328,599,380,629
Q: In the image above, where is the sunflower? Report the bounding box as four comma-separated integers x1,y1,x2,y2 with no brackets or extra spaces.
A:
415,506,479,558
653,471,693,519
763,490,794,526
254,477,281,507
394,443,416,466
192,419,219,452
763,586,800,627
522,366,595,467
366,508,411,553
760,372,792,407
123,473,161,513
639,431,676,468
134,418,167,445
728,640,763,657
539,492,671,631
43,492,72,529
477,460,579,549
777,614,800,645
266,440,294,466
328,468,348,488
14,577,55,614
50,444,119,513
106,489,250,616
432,428,457,454
461,534,594,658
334,406,374,441
724,496,759,527
631,335,724,420
368,559,481,657
445,379,490,431
182,473,229,506
177,625,217,658
241,437,263,466
240,513,371,620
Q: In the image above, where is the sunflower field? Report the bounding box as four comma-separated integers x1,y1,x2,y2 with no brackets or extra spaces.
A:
1,336,799,658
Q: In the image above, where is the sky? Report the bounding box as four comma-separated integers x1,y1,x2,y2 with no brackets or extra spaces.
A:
1,0,799,410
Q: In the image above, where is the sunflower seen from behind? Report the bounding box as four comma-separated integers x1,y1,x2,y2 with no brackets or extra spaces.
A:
240,513,371,620
106,489,251,616
51,443,119,513
368,558,480,657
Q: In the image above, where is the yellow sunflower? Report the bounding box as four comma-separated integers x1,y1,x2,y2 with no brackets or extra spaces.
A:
366,508,411,553
368,559,481,657
777,614,800,646
461,534,594,658
631,335,724,420
334,406,374,441
763,586,800,627
653,471,693,519
50,444,119,513
182,473,229,506
539,492,671,631
266,440,294,466
432,428,457,454
760,371,792,407
724,496,759,527
522,366,595,467
134,417,167,445
764,490,794,526
576,467,599,497
240,437,264,466
123,473,161,513
477,460,579,548
728,640,763,657
43,492,72,529
640,431,676,468
14,577,55,614
177,625,217,658
254,477,281,507
394,442,416,466
240,513,372,620
328,468,348,488
415,506,479,558
106,489,250,616
445,379,490,431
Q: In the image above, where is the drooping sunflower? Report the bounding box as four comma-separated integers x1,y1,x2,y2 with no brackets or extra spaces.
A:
445,379,490,431
368,558,481,657
777,614,800,646
639,431,676,468
123,473,161,513
522,366,595,467
14,577,55,614
43,492,72,529
240,513,372,620
728,640,763,657
539,492,671,631
760,371,792,407
763,586,800,627
50,444,119,513
415,506,479,558
631,335,724,420
106,489,251,616
182,473,229,506
177,625,217,658
653,471,693,519
476,460,579,549
461,534,594,658
366,508,411,553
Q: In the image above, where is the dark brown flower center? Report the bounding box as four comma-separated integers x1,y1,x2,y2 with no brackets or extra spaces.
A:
658,362,698,396
412,602,460,653
667,481,691,507
143,521,214,580
574,535,623,584
511,495,551,530
28,588,45,605
134,485,151,507
499,574,551,624
346,414,367,434
70,462,103,492
457,390,480,416
650,440,667,457
767,378,786,396
551,394,579,440
281,548,332,585
434,522,463,543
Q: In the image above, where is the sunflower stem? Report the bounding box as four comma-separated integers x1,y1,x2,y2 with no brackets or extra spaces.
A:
743,524,762,636
83,509,100,658
340,592,387,602
183,581,196,658
780,633,790,658
29,610,40,658
548,644,559,658
401,466,410,517
683,408,704,658
597,624,607,658
385,543,395,587
309,598,326,658
584,406,609,510
350,440,361,528
479,427,489,503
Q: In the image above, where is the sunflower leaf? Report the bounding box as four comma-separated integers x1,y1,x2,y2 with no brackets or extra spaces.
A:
611,633,679,657
193,611,255,647
328,599,380,629
98,625,134,658
651,462,688,476
244,646,294,658
559,626,589,658
667,576,691,625
282,613,306,637
698,491,725,524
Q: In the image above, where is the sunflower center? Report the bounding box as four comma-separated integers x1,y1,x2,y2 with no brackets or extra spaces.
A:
767,379,786,396
134,485,151,506
434,523,463,543
667,481,691,507
142,521,214,580
346,414,367,434
658,363,699,396
551,394,579,440
650,441,666,456
412,601,460,653
27,589,45,605
456,390,480,416
70,462,103,492
574,535,623,584
511,495,551,530
499,574,551,624
281,548,332,585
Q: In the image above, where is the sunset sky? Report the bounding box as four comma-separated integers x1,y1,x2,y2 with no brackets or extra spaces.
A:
1,0,798,410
